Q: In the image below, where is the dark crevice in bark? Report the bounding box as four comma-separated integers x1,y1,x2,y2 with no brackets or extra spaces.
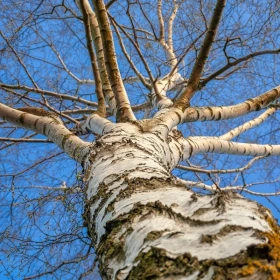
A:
84,176,177,243
125,244,279,280
96,200,227,278
90,137,162,162
83,170,280,280
80,130,280,279
113,177,184,203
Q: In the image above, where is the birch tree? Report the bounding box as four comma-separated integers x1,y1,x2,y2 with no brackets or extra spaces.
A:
1,0,280,279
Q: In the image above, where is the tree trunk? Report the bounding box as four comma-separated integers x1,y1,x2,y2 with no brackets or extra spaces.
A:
83,124,280,280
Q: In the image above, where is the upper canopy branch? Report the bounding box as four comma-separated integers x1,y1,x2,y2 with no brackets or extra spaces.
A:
110,15,152,89
175,0,226,108
0,83,98,107
201,48,280,87
177,156,264,175
0,31,39,89
167,0,179,51
157,0,165,42
80,0,106,117
92,0,135,122
183,85,280,122
177,177,280,196
157,0,179,69
76,0,117,114
219,106,277,140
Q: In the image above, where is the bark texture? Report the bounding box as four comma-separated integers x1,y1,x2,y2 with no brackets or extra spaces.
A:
83,123,280,280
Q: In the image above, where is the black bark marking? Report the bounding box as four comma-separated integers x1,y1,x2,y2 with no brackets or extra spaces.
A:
174,111,182,124
61,134,74,150
208,107,215,120
245,101,252,110
18,113,27,125
217,111,222,120
42,123,47,135
34,118,39,128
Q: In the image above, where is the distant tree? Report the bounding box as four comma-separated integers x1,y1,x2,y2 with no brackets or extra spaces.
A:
1,0,280,279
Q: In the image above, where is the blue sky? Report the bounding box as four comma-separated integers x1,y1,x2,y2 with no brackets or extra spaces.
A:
1,0,280,279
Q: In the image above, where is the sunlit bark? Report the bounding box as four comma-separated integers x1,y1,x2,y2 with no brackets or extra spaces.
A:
1,0,280,279
82,121,280,280
0,103,89,163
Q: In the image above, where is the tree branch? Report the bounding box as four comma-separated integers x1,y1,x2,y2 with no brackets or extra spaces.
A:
93,0,135,121
167,0,179,51
111,17,151,89
178,177,280,196
151,85,280,132
183,136,280,160
157,0,165,42
201,49,280,87
0,103,90,163
219,107,277,140
176,178,217,192
182,86,280,123
0,31,39,89
80,0,106,117
0,83,98,107
175,0,226,108
177,156,264,174
75,0,117,114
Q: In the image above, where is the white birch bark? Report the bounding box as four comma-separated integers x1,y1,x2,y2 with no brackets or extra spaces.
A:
2,98,280,279
219,107,277,140
182,136,280,160
0,103,90,163
82,120,279,280
2,1,280,279
153,85,280,130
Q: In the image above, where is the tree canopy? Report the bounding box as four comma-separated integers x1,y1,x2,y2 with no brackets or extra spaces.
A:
0,0,280,279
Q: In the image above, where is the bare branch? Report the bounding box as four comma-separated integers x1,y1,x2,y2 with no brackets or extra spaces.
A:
0,31,39,89
32,28,85,84
0,86,78,124
219,107,277,140
175,0,226,107
265,196,280,213
177,156,265,174
183,136,280,159
167,0,179,51
179,178,280,197
106,0,117,9
156,0,180,69
157,0,165,42
24,254,94,280
111,18,151,89
0,137,51,143
152,85,280,131
75,0,116,114
136,0,158,40
168,32,206,79
201,49,280,87
80,0,106,117
176,178,217,192
0,152,63,177
93,0,135,121
0,83,98,107
225,187,280,197
0,103,90,163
